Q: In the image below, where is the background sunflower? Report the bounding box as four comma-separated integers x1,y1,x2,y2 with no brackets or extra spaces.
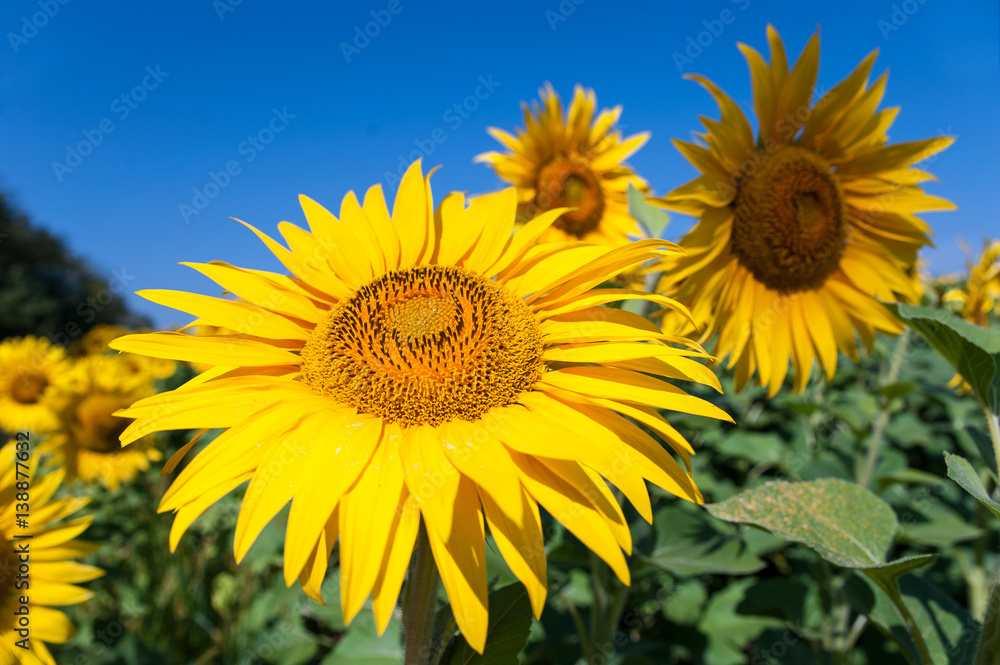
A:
476,84,651,246
654,25,954,396
0,441,103,665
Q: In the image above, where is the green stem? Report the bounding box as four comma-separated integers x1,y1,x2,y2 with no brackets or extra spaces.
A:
985,407,1000,481
403,521,440,665
858,329,911,488
428,615,456,665
975,563,1000,665
606,584,630,644
975,406,1000,664
589,553,609,648
888,587,936,665
566,602,591,659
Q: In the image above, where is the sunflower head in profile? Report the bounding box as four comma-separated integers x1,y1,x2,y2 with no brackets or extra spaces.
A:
0,336,73,435
110,161,729,652
943,239,1000,327
652,25,954,396
0,441,102,664
476,83,650,246
43,355,161,490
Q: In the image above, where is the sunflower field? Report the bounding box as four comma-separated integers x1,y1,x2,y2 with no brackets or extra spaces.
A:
1,8,998,665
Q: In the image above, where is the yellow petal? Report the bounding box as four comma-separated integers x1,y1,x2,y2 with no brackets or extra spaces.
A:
338,430,406,624
426,477,489,653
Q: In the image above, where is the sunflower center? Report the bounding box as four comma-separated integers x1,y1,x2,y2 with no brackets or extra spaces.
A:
731,146,847,292
73,393,129,453
535,156,605,238
11,372,47,404
301,265,545,428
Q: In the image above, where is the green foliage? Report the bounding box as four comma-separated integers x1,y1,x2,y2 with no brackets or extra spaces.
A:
707,478,898,568
945,452,1000,522
441,584,533,665
887,302,1000,413
626,182,670,238
42,322,1000,665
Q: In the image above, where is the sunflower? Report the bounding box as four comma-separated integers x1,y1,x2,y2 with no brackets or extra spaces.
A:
43,356,162,490
109,161,729,652
0,440,103,664
943,239,1000,327
73,324,129,357
0,337,73,435
184,324,238,374
75,324,178,381
475,83,650,246
653,26,954,396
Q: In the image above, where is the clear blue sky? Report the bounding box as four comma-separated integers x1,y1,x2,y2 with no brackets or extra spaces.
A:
1,0,997,328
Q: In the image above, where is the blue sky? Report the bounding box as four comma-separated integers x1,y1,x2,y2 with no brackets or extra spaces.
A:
1,0,997,328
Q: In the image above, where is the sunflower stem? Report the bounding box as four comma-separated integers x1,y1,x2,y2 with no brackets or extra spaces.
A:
403,520,440,665
589,552,609,649
984,407,1000,481
858,328,910,488
975,406,1000,664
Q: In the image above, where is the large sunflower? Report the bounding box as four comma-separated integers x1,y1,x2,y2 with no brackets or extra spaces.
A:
0,337,73,435
43,355,162,490
475,83,650,246
653,26,954,396
0,440,103,664
109,161,729,652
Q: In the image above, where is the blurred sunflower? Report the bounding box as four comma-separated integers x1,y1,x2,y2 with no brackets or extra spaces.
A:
76,324,178,381
653,26,954,396
44,355,162,490
943,239,1000,327
74,324,129,356
0,336,73,434
0,441,103,664
476,83,650,246
942,240,1000,393
110,161,729,652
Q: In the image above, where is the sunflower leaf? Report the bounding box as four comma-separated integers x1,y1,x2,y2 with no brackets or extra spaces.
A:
321,610,402,665
944,451,1000,522
627,182,670,238
706,478,896,568
643,503,766,576
443,583,533,665
885,302,1000,414
846,571,980,665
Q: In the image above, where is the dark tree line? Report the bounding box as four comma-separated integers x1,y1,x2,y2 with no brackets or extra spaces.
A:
0,189,147,343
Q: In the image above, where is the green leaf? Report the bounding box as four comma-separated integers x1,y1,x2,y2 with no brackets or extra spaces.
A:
861,554,939,595
886,302,1000,413
716,431,787,465
898,500,985,547
322,611,402,665
850,572,980,665
556,569,594,607
697,579,784,665
662,579,707,626
965,427,998,482
945,451,1000,521
644,504,766,576
444,583,533,665
707,479,897,568
627,181,670,238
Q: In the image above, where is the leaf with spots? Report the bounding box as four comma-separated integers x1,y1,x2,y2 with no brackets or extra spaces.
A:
706,478,897,568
